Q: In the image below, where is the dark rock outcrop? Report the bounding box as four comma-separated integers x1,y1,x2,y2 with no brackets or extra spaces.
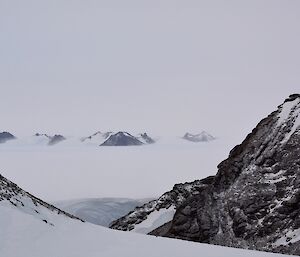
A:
110,176,214,231
183,131,215,142
100,132,143,146
150,94,300,255
0,132,16,143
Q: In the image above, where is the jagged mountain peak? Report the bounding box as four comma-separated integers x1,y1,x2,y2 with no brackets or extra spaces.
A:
0,131,16,144
100,131,144,146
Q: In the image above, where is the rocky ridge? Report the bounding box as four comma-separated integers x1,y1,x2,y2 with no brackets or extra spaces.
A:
150,94,300,255
0,174,83,225
110,176,214,231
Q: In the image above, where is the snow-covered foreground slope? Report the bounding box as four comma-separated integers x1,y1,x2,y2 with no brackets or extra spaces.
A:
0,137,234,201
55,198,151,227
0,200,288,257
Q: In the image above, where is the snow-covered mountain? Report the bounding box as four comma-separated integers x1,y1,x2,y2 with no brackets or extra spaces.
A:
81,131,155,146
0,132,16,144
0,174,285,257
183,131,215,142
100,131,144,146
55,198,151,227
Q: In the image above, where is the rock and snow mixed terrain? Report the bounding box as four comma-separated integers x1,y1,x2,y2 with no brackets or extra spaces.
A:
183,131,216,142
110,176,214,233
33,133,66,145
0,132,16,144
80,131,113,145
100,132,144,146
111,94,300,255
0,174,287,257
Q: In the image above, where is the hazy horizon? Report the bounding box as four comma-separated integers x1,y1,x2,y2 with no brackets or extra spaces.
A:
1,0,299,143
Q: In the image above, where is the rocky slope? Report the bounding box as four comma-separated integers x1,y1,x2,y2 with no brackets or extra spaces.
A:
100,132,144,146
0,174,82,225
0,132,16,143
110,176,214,232
183,131,215,142
149,94,300,255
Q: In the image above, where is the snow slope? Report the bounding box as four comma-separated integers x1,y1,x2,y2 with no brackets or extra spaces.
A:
0,199,288,257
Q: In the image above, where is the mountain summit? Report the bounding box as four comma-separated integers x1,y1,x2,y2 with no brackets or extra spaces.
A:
0,132,16,144
100,132,144,146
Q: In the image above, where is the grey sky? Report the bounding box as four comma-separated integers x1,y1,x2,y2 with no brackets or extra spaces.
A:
1,0,299,141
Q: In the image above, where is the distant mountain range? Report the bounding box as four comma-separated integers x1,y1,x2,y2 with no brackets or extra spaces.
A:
0,131,216,146
183,131,215,142
34,133,66,146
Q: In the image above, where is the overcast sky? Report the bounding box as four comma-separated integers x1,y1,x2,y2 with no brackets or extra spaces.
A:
0,0,299,142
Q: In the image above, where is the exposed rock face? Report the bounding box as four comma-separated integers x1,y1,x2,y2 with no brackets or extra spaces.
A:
100,132,144,146
0,132,16,143
110,176,214,231
0,174,82,225
150,94,300,255
183,131,215,142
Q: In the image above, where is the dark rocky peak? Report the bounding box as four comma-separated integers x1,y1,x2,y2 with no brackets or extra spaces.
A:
0,131,16,143
100,132,144,146
183,131,215,142
0,174,83,225
110,176,214,232
48,134,66,145
138,133,155,144
149,95,300,255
